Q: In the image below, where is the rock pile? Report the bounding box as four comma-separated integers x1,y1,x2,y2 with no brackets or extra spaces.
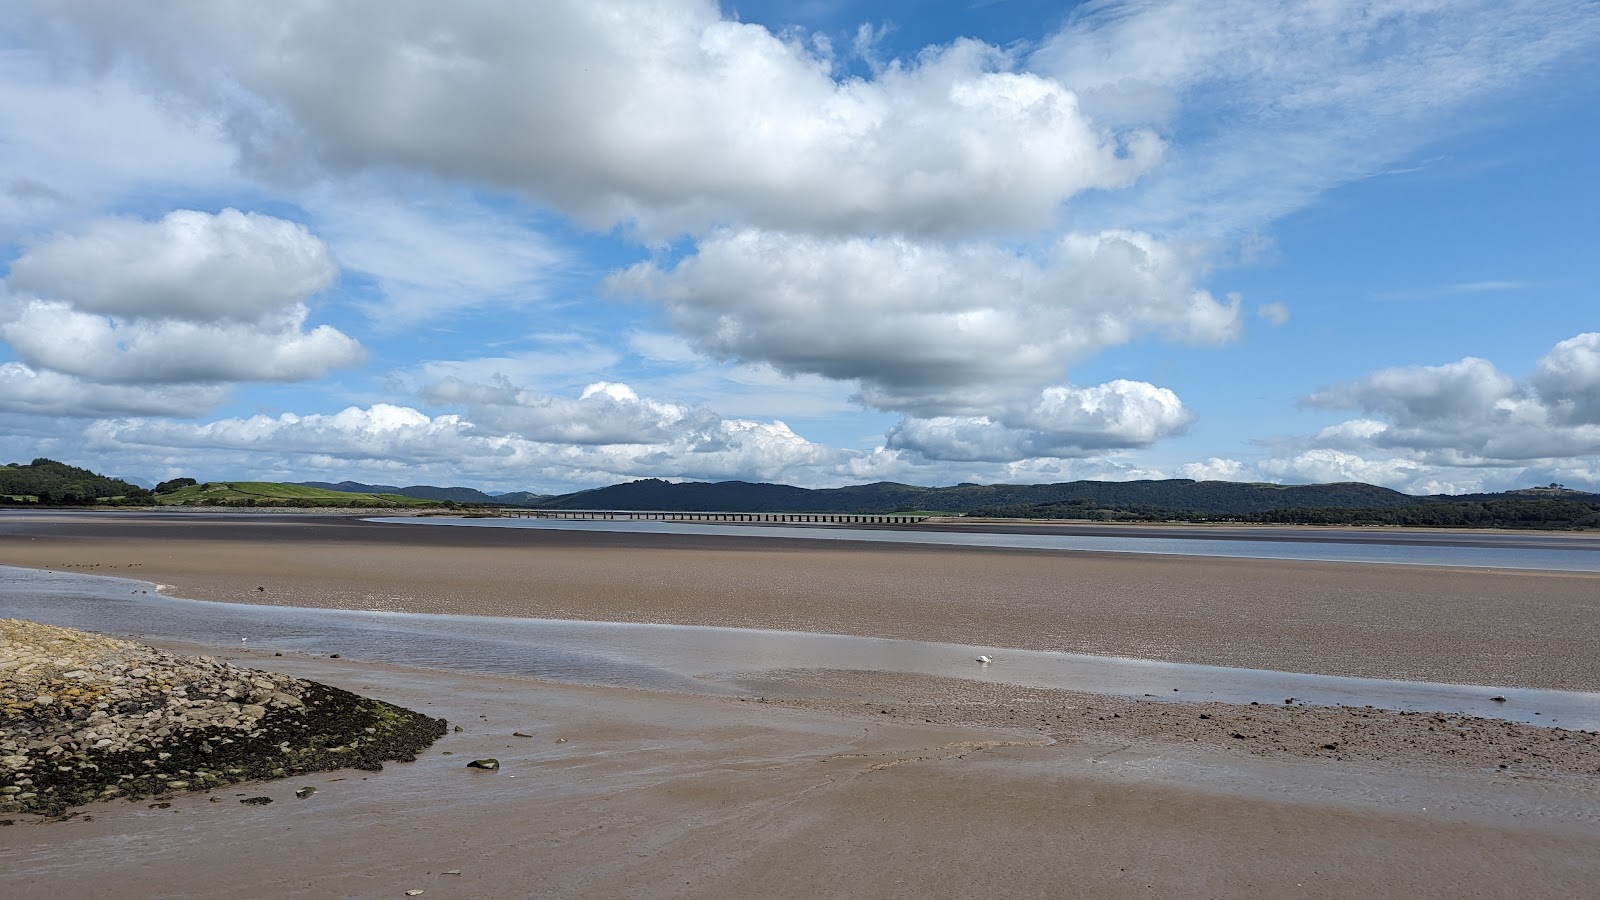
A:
2,619,447,817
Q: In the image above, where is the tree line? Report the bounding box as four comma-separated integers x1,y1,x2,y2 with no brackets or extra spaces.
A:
0,458,153,506
965,497,1600,530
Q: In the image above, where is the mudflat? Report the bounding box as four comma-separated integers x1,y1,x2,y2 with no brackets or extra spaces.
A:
2,511,1599,898
3,649,1599,900
2,511,1598,689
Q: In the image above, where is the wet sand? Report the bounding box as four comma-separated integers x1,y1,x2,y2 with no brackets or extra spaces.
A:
3,511,1600,897
740,670,1600,779
3,512,1599,690
3,648,1599,900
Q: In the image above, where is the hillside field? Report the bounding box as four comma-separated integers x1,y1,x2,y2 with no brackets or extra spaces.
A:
155,482,437,508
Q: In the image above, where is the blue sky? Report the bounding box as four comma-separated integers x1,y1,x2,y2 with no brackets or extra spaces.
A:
1,0,1597,494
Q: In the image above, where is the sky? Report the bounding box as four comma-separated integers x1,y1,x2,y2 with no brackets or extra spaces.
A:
1,0,1597,495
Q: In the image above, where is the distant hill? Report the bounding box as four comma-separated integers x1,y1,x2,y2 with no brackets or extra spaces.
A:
494,491,554,506
524,477,1600,529
1442,486,1600,503
531,478,1418,515
1,458,152,506
295,481,515,505
157,481,437,508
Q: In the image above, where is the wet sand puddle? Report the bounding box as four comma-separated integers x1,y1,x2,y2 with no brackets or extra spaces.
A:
5,565,1597,730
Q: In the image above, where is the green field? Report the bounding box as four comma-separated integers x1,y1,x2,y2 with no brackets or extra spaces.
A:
155,482,437,508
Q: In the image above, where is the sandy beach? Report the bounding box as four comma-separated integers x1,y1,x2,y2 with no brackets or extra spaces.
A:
5,647,1600,899
3,511,1599,689
3,511,1599,897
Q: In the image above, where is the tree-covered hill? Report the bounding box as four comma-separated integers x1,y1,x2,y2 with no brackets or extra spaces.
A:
532,478,1418,515
963,496,1600,530
0,459,153,505
295,481,506,504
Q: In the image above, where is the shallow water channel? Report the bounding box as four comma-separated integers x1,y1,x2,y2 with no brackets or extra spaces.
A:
5,565,1597,730
370,516,1600,573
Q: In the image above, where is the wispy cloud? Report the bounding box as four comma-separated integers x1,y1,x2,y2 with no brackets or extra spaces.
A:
1371,280,1541,303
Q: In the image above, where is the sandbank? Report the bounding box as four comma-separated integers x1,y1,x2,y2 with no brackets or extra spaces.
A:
3,511,1599,897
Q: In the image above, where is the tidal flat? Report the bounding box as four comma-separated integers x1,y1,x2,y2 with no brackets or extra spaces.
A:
2,511,1599,898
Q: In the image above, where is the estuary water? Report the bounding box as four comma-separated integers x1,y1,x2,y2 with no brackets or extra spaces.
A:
368,515,1600,573
5,565,1597,730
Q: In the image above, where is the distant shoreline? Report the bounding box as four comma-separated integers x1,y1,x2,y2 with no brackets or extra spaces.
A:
6,504,1600,537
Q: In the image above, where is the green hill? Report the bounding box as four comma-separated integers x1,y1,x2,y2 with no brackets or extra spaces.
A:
1,459,153,506
295,481,511,504
155,481,438,508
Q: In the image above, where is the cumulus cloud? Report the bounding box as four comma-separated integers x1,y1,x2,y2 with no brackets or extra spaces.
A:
614,228,1239,416
1256,449,1444,491
81,378,1198,490
11,1,1592,490
0,299,363,384
0,209,363,409
7,208,335,322
1177,457,1247,481
24,0,1158,239
0,362,228,418
1307,357,1517,432
1295,333,1600,472
885,380,1191,462
422,379,720,445
1532,332,1600,425
91,391,848,487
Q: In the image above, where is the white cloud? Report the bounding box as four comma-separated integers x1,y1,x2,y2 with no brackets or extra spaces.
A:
303,187,565,326
70,375,1199,490
396,346,622,399
1307,357,1518,430
1532,332,1600,425
1256,449,1458,492
25,0,1159,239
91,393,849,488
886,380,1191,462
1256,302,1289,327
1252,333,1600,491
0,209,363,403
1035,0,1600,235
0,362,228,418
0,48,238,236
0,299,363,384
7,208,336,323
422,379,718,445
1177,457,1246,481
614,228,1239,417
627,331,703,364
